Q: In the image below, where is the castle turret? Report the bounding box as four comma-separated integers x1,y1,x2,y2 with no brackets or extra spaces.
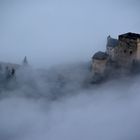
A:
106,36,119,60
22,56,28,66
92,51,108,75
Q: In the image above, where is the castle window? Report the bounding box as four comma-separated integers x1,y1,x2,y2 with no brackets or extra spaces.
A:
124,50,127,53
130,51,133,55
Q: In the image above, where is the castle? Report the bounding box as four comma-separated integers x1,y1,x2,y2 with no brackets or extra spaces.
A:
91,32,140,82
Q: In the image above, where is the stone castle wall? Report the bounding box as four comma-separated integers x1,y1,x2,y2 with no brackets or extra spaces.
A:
136,39,140,60
92,59,108,75
111,37,138,67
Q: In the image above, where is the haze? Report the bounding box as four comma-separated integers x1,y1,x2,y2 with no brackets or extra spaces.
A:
0,0,140,140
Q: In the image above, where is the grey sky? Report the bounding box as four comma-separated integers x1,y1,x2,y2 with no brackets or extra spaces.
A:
0,0,140,68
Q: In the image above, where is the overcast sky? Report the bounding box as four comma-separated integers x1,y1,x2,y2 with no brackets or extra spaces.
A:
0,0,140,68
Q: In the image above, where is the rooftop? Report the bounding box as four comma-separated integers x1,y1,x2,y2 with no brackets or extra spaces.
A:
119,32,140,40
92,51,108,60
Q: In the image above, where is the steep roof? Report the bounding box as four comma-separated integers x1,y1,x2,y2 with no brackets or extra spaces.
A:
119,32,140,40
106,36,119,48
92,51,108,60
22,56,28,65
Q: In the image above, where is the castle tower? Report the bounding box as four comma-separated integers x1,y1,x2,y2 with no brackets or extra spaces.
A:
112,32,140,68
22,56,28,66
106,35,119,60
92,51,108,75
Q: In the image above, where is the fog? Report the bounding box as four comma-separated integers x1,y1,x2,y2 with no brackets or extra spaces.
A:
0,65,140,140
1,0,140,140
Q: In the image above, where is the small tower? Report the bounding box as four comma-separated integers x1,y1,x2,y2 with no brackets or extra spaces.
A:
106,35,119,60
22,56,28,66
92,51,108,75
